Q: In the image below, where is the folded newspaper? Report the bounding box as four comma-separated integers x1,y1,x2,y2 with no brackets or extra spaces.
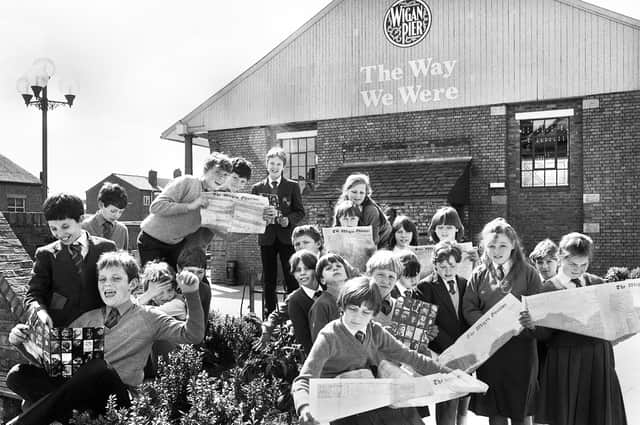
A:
200,191,269,234
523,279,640,341
322,226,376,273
438,293,523,372
22,315,105,378
309,364,487,422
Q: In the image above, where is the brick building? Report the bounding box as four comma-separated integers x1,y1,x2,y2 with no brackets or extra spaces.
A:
162,0,640,276
0,154,43,213
85,171,172,245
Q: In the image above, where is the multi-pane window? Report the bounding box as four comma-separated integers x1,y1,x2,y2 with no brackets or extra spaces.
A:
277,130,317,182
143,195,151,206
7,196,26,212
520,117,569,187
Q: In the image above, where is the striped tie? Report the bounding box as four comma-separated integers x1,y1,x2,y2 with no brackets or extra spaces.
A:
102,221,114,239
68,243,84,271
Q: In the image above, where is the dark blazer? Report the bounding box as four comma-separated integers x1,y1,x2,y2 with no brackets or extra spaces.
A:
286,288,315,354
251,176,305,246
413,273,469,354
24,233,117,327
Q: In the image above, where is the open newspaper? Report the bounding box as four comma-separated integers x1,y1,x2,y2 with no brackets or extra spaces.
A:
323,226,376,273
409,242,476,280
309,368,487,423
200,191,269,234
438,293,523,372
523,279,640,341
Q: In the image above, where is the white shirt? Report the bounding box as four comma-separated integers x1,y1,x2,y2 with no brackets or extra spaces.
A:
492,259,512,281
268,176,282,188
300,285,321,300
441,277,460,315
553,270,584,289
71,230,89,258
394,282,411,297
341,316,367,337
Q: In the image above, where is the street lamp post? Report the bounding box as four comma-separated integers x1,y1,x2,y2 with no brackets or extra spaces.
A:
16,58,76,199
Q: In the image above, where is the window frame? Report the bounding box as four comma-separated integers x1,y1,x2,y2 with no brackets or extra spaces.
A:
276,130,318,183
7,195,26,212
517,110,572,189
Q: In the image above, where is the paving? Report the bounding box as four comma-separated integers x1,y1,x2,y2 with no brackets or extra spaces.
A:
210,282,640,424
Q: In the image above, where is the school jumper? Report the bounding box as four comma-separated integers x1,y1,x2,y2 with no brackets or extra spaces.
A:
292,319,447,425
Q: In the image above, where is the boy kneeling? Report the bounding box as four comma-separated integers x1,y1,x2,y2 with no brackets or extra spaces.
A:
8,251,204,425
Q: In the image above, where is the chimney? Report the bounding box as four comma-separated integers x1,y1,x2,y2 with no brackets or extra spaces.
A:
148,170,158,188
173,168,182,178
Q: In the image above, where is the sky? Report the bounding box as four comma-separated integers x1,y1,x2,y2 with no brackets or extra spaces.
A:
0,0,638,198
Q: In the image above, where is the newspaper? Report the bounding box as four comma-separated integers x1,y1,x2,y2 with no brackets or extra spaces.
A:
523,279,640,341
323,226,376,273
200,191,269,234
438,293,523,372
409,242,476,280
309,369,487,422
409,245,434,279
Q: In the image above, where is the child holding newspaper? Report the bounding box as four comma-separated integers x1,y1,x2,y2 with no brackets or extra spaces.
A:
462,218,542,425
293,276,451,425
520,233,627,425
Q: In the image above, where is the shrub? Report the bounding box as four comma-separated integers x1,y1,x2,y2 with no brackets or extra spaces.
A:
629,267,640,279
604,267,630,282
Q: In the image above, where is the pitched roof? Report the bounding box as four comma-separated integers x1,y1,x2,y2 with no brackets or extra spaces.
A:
0,154,40,185
113,174,171,191
307,157,471,204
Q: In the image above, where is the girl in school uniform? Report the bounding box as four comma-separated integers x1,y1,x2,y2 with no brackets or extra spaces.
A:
427,206,465,244
390,215,419,252
293,276,451,425
520,232,627,425
335,173,392,249
308,253,353,342
462,218,543,425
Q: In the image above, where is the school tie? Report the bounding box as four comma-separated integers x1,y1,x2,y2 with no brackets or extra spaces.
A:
355,331,365,344
447,280,457,295
102,221,114,239
68,243,84,271
570,278,582,288
496,264,505,281
104,307,120,329
313,290,322,299
271,181,278,191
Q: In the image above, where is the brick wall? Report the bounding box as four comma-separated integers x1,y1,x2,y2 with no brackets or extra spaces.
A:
506,99,584,260
0,212,34,402
582,90,640,275
0,183,43,213
2,212,53,259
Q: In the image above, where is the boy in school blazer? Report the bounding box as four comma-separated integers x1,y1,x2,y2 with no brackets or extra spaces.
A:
24,193,117,328
413,241,470,425
251,147,305,315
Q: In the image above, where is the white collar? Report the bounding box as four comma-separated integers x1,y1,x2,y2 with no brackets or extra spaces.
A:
73,230,89,249
301,285,320,299
492,259,512,277
395,282,411,296
268,176,282,186
554,270,583,289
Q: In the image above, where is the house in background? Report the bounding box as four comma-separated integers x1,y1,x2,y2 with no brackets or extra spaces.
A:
85,170,174,244
0,154,43,213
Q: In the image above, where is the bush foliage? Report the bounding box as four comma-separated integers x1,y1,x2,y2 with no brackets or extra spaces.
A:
70,312,302,425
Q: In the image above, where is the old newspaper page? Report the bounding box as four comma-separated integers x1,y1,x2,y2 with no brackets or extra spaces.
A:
309,370,487,422
523,279,640,341
200,192,268,234
323,226,376,272
438,293,523,372
409,242,476,280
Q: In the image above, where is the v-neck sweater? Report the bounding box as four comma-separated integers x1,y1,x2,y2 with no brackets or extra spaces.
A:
292,319,446,412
